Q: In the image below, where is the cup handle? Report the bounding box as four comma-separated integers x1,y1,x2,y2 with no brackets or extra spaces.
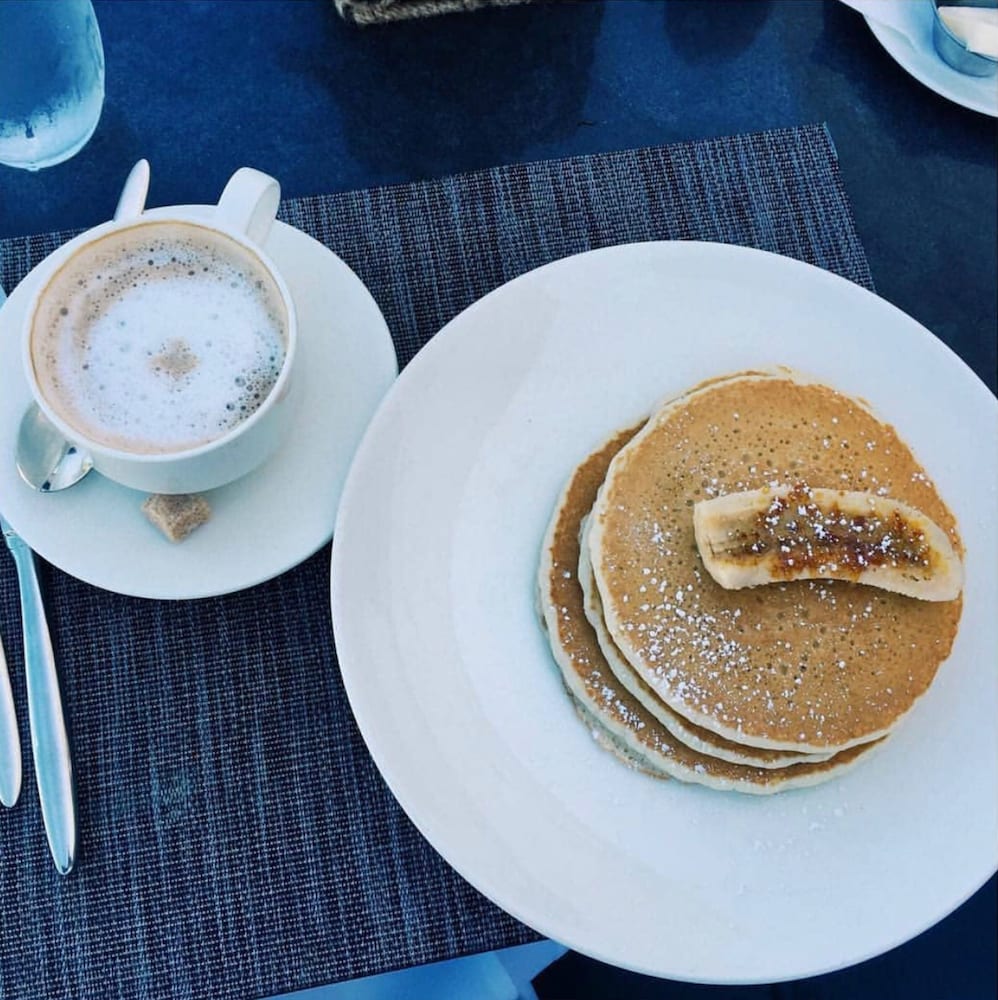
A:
113,160,150,222
215,168,281,247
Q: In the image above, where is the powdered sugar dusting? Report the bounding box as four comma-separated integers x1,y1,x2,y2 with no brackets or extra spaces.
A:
591,374,962,749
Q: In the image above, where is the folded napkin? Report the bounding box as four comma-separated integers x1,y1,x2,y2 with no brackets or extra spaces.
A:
837,0,926,50
335,0,533,24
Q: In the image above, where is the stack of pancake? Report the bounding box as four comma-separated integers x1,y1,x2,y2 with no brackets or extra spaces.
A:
537,370,964,793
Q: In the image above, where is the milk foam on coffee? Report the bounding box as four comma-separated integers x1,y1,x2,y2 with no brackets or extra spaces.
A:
31,222,288,454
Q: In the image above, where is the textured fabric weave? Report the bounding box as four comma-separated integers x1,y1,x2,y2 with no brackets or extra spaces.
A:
0,123,873,1000
334,0,532,25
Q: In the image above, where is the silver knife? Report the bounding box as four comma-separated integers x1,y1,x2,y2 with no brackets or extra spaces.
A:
0,515,75,873
0,627,22,808
0,286,21,810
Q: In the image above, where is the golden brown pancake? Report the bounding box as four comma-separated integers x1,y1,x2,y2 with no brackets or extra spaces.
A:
537,424,885,793
577,521,838,769
566,691,669,781
588,370,963,753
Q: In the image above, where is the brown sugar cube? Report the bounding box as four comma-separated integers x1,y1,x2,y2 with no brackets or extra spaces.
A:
141,493,212,542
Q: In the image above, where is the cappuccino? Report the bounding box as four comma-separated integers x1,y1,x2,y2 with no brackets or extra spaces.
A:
30,221,288,455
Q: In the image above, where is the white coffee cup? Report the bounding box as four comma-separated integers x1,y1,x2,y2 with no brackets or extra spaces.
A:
21,163,297,494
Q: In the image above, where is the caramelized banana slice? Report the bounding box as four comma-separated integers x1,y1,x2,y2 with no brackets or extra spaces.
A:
693,485,963,601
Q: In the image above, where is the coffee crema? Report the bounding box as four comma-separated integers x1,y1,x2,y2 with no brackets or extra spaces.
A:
30,221,288,455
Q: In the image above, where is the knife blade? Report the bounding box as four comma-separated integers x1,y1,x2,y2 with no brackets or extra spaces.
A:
0,628,22,808
0,283,21,809
0,515,75,873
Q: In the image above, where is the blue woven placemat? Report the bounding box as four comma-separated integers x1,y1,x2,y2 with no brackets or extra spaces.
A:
0,123,873,1000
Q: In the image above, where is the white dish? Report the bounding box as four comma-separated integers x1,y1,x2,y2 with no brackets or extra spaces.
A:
331,241,997,984
863,0,998,116
0,212,397,599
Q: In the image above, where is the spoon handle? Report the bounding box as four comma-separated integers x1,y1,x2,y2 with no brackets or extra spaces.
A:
1,519,75,873
114,159,149,222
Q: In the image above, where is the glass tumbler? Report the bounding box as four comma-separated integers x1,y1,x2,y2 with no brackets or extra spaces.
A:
0,0,105,171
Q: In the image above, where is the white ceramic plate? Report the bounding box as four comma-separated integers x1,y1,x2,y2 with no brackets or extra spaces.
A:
0,212,397,599
331,241,998,984
864,0,998,117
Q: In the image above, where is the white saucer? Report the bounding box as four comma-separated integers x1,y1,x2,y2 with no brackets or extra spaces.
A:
0,213,397,599
864,0,998,117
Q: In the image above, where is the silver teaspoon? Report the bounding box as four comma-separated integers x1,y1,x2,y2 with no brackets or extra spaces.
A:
13,161,151,494
15,404,93,492
1,233,87,495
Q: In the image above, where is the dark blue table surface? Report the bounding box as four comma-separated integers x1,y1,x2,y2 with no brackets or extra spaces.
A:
0,2,994,998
